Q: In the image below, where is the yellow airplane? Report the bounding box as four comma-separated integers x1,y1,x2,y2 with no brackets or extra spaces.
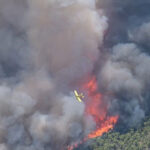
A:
74,90,84,102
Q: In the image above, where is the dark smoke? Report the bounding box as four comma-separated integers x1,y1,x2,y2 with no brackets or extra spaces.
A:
96,0,150,128
0,0,150,149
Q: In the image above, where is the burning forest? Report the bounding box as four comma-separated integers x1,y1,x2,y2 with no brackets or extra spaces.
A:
0,0,150,150
83,76,118,139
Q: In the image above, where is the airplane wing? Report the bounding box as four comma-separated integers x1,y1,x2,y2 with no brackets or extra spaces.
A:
74,90,78,97
76,97,82,102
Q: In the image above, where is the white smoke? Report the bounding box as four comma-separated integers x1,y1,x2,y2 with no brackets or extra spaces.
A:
27,0,107,86
0,0,107,149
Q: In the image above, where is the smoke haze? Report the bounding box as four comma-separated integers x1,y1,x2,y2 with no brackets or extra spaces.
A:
96,0,150,128
0,0,106,149
0,0,150,149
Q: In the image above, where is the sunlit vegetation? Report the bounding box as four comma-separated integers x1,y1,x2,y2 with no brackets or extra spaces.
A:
75,118,150,150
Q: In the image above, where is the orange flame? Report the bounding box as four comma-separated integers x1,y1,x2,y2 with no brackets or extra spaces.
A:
67,76,118,150
83,76,118,139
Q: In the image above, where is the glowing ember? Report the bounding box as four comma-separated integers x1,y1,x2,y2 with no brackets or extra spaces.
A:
83,76,118,139
67,138,87,150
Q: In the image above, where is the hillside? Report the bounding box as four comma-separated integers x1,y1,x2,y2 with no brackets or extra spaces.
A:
75,118,150,150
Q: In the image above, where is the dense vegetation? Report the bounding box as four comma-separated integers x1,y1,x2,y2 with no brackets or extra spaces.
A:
75,118,150,150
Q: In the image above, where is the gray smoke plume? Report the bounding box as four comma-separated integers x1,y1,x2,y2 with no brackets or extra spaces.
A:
0,0,107,149
96,0,150,128
1,0,150,149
